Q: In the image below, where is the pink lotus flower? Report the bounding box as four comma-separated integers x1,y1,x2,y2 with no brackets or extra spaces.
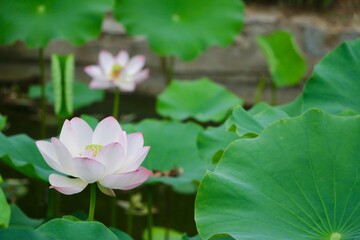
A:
36,117,151,196
85,50,149,92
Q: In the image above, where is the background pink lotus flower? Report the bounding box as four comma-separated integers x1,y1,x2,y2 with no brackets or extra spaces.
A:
36,117,152,196
85,50,149,92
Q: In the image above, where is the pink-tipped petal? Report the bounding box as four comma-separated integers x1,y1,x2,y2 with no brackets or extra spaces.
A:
96,142,126,175
121,146,150,173
92,117,126,146
73,157,105,183
97,182,116,197
51,138,76,176
99,51,114,75
84,65,103,79
59,118,93,156
115,50,129,66
131,69,149,83
36,141,63,173
89,80,114,89
49,174,87,195
126,55,146,75
99,167,152,190
127,132,144,151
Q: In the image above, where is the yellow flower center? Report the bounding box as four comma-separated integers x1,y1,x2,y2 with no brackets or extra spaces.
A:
111,64,122,80
85,144,103,156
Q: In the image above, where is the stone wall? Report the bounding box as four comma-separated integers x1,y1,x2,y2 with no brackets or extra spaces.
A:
0,6,359,105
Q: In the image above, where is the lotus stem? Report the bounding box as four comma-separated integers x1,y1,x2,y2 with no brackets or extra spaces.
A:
47,188,55,218
254,75,267,104
111,197,117,227
113,89,120,120
168,56,175,84
127,193,134,235
160,56,175,86
39,48,46,138
88,184,97,221
270,82,278,105
160,57,168,85
147,186,153,240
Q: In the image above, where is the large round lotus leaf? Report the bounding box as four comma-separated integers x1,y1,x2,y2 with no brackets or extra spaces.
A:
143,227,183,240
36,218,119,240
196,109,360,239
9,205,43,229
226,102,289,137
0,228,51,240
134,119,213,193
156,79,243,123
114,0,244,60
0,133,55,182
197,123,238,164
0,0,113,48
256,31,307,88
281,38,360,116
0,176,10,228
0,115,6,131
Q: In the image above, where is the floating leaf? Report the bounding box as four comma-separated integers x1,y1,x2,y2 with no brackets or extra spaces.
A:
0,133,54,182
36,218,119,240
0,175,10,228
182,234,234,240
197,123,238,164
143,227,183,240
0,115,6,131
281,38,360,115
134,119,212,193
9,205,43,229
257,31,307,87
29,81,104,112
226,102,289,137
109,227,133,240
196,109,360,239
0,0,113,48
114,0,244,61
0,228,51,240
157,79,243,123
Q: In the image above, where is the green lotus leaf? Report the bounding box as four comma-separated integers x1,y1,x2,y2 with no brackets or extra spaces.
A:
109,227,133,240
257,31,307,87
143,227,183,240
9,205,43,229
0,0,113,48
197,123,238,164
36,218,119,240
0,133,54,182
182,235,234,240
0,182,10,228
114,0,244,60
134,119,212,193
281,38,360,116
29,81,104,113
157,79,243,123
0,228,51,240
196,109,360,239
226,102,289,137
0,115,6,131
